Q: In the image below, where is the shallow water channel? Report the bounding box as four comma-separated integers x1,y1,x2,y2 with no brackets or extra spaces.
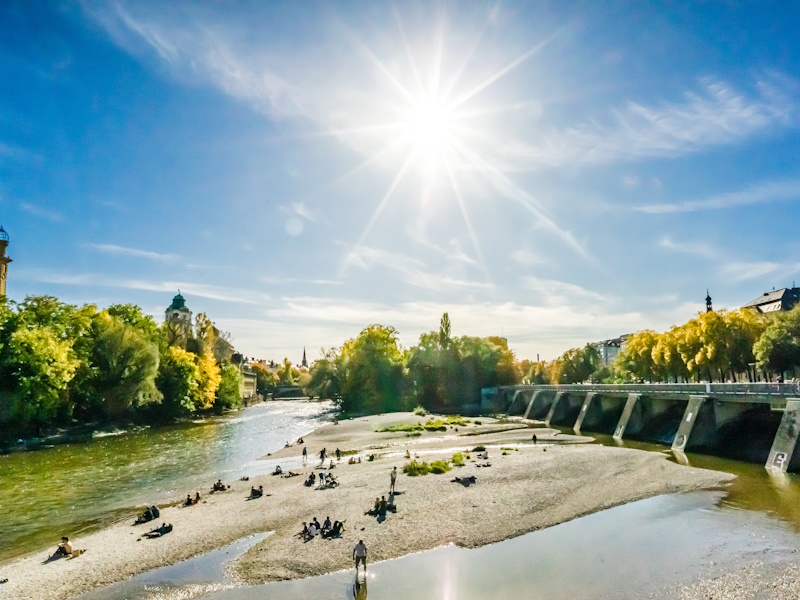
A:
0,401,335,563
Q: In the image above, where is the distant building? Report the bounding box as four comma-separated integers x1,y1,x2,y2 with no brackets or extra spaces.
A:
301,347,308,369
0,226,11,297
593,334,631,367
241,363,258,400
742,287,800,314
165,291,193,346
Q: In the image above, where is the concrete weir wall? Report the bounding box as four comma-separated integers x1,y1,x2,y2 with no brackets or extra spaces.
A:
500,384,800,473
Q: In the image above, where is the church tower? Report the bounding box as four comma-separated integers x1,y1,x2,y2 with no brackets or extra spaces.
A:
165,291,193,346
301,347,308,368
705,289,713,313
0,226,11,298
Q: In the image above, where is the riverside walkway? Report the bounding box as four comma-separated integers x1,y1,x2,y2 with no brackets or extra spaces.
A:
489,382,800,473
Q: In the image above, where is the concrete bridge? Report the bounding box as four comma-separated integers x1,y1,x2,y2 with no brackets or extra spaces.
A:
487,383,800,473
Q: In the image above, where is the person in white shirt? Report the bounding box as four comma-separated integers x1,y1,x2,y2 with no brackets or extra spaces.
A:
353,539,367,573
307,523,317,539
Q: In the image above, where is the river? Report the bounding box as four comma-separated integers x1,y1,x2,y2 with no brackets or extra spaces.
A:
8,406,800,598
0,400,336,563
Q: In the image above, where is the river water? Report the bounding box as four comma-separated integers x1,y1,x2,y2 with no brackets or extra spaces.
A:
8,405,800,599
0,400,336,563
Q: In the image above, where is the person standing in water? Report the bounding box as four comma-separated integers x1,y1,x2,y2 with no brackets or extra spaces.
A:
353,539,368,574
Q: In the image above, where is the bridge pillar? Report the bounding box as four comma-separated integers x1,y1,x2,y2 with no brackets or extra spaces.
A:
613,393,641,440
523,391,540,420
766,399,800,472
671,395,709,451
507,390,522,414
545,392,566,427
573,392,597,433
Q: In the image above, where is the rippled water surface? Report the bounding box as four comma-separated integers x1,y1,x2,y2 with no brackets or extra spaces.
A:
0,401,334,562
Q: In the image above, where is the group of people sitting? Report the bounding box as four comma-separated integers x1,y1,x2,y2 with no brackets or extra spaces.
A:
184,492,201,506
300,516,345,540
304,471,338,488
210,480,229,493
250,485,264,498
134,505,161,525
347,456,362,464
365,495,396,517
143,523,173,538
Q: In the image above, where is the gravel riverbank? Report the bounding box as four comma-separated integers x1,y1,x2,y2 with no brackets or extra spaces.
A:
1,413,733,599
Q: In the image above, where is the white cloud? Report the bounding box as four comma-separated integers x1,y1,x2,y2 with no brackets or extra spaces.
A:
342,244,492,291
86,243,181,262
20,202,63,222
636,178,800,214
498,75,798,168
720,261,800,283
658,236,718,260
522,276,610,306
15,269,269,304
511,248,545,266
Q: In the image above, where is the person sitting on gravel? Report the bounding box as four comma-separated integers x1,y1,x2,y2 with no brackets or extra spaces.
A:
52,537,72,558
365,497,381,516
299,522,309,538
272,465,283,475
305,473,316,487
322,516,332,532
452,475,477,487
212,480,227,492
184,494,193,506
250,485,263,498
307,521,317,539
144,523,173,538
135,506,154,524
322,519,345,539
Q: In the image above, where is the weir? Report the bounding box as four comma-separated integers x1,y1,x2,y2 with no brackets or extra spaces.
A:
493,383,800,473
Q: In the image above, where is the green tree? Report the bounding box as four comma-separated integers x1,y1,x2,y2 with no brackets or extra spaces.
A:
754,306,800,377
251,362,279,396
215,363,243,411
0,326,80,432
156,346,200,417
89,311,161,420
307,348,343,399
615,330,660,382
339,324,405,414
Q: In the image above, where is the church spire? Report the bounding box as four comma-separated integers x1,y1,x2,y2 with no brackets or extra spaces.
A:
705,289,713,312
301,347,308,368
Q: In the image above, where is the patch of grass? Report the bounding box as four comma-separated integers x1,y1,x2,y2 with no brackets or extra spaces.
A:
403,460,430,476
429,460,452,474
500,447,519,452
452,452,465,467
338,449,359,456
413,405,428,416
474,420,482,425
406,431,422,437
377,423,422,433
472,445,486,452
502,451,509,455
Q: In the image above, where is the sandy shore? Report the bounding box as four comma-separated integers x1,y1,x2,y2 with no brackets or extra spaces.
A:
1,413,733,599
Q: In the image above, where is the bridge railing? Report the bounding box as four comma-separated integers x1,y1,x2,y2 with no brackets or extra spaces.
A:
499,382,800,400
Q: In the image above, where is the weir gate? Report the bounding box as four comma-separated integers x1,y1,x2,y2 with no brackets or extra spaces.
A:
487,383,800,473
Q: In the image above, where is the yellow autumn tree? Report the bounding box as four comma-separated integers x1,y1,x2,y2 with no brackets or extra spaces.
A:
195,349,222,410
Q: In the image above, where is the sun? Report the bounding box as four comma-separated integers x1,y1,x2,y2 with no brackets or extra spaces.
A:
404,95,455,178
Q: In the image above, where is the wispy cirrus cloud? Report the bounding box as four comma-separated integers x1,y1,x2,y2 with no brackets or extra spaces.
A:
21,202,63,222
636,178,800,214
719,261,790,283
86,243,182,262
658,236,718,260
522,276,610,306
499,74,798,168
16,269,269,304
342,244,492,292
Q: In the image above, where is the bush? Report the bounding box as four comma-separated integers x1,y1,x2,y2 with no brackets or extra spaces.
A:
403,460,430,476
474,420,482,425
452,452,465,467
473,445,486,452
413,405,428,416
429,460,451,474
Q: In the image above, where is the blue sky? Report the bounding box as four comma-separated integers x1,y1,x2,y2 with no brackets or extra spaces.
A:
2,1,799,363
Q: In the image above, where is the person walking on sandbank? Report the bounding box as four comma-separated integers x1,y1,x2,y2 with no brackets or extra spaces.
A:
390,466,397,493
353,539,368,574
